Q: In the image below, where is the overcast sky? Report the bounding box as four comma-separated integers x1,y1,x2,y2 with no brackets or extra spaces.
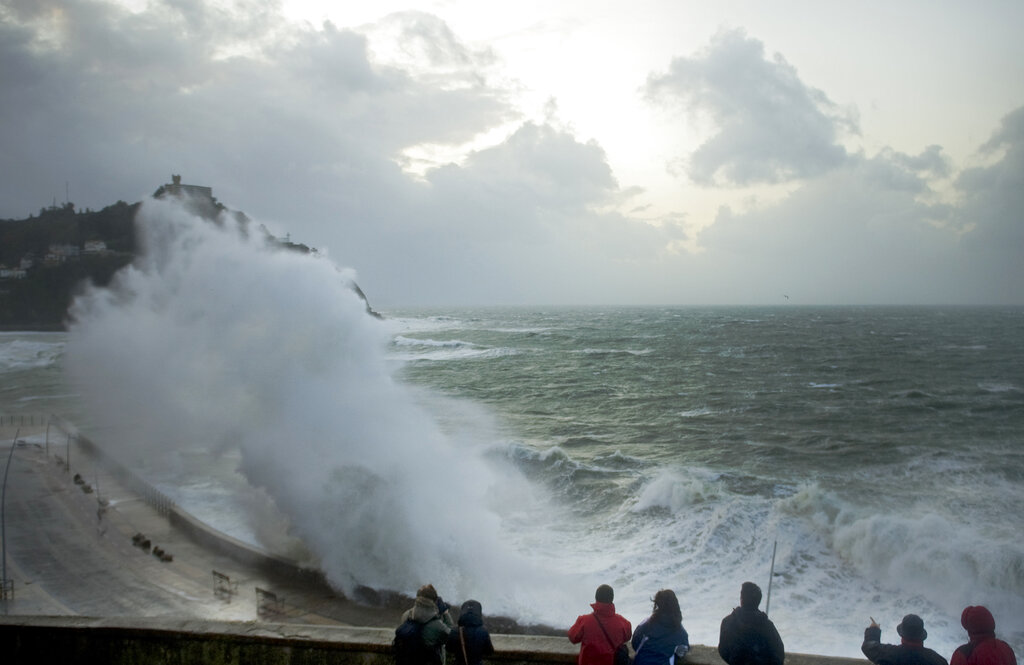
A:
2,0,1022,306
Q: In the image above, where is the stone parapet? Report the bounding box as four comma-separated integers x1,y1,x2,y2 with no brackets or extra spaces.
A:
0,616,864,665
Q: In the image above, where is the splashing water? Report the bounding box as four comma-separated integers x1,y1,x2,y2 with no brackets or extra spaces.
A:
63,198,586,620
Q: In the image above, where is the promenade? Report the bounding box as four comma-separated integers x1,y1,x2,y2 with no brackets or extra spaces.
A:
0,422,403,626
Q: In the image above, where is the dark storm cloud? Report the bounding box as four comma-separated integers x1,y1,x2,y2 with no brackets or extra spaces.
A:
689,123,1024,305
950,107,1024,301
433,122,618,218
956,105,1024,248
0,0,512,220
0,0,678,305
368,122,684,304
862,146,951,193
644,28,858,186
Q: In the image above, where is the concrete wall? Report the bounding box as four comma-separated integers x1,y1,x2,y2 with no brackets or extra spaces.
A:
0,616,864,665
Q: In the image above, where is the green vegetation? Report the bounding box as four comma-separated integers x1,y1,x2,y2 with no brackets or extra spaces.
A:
0,201,139,330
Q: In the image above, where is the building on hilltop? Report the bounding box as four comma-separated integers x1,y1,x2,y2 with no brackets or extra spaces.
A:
153,174,223,220
161,174,213,200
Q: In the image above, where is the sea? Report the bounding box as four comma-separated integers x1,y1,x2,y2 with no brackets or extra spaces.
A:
1,200,1022,659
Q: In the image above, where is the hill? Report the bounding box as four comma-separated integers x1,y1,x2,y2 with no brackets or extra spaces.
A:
0,178,374,330
0,200,139,330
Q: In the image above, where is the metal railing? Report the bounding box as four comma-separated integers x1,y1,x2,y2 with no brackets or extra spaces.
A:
0,414,46,427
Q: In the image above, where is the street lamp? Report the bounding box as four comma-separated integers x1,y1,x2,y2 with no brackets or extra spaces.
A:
1,428,19,600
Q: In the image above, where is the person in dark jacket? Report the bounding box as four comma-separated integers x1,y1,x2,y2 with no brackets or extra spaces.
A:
950,606,1017,665
718,582,785,665
631,589,689,665
568,584,632,665
447,599,495,665
399,583,454,664
862,614,947,665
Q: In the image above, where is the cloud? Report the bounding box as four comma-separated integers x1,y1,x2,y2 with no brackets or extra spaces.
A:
360,122,688,305
363,10,497,74
948,106,1024,301
432,122,618,218
688,132,1024,304
0,0,690,306
0,1,1019,306
645,28,858,186
956,106,1024,248
0,1,511,217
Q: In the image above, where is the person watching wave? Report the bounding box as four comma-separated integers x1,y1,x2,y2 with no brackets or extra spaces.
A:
631,589,689,665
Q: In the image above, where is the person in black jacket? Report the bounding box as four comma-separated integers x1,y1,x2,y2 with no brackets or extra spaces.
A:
718,582,785,665
447,599,495,665
861,614,948,665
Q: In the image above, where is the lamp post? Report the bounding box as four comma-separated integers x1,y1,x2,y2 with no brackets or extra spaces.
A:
1,428,19,600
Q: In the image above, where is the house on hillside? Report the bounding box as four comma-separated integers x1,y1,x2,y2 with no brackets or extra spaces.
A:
0,264,27,280
44,244,80,266
83,240,108,255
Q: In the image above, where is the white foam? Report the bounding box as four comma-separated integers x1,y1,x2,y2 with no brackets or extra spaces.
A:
389,335,519,362
977,381,1021,393
0,338,64,372
63,198,581,621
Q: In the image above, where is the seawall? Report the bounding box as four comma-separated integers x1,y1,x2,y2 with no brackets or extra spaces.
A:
0,616,865,665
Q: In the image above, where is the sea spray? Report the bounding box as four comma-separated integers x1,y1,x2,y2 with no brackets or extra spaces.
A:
63,198,586,620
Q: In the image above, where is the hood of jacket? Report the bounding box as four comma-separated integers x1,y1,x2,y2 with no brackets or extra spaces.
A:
410,595,441,623
962,606,996,642
591,601,618,618
458,600,484,627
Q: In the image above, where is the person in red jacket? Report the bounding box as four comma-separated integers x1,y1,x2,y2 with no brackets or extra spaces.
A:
569,584,633,665
951,606,1017,665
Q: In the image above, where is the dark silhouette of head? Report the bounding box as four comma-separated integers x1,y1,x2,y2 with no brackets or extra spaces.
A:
897,614,927,642
652,589,682,625
595,584,614,604
740,582,762,609
417,584,438,601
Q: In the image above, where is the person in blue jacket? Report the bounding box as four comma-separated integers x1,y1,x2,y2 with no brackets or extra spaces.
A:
447,599,495,665
631,589,690,665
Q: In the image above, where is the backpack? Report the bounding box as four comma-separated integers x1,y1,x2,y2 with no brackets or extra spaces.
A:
393,618,441,665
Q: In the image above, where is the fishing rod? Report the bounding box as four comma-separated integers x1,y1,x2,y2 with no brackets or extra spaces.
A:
765,539,777,616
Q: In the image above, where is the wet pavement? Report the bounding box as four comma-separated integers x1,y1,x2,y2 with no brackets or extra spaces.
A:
0,425,403,626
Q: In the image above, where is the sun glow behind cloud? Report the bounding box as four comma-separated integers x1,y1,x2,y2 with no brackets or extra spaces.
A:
277,0,715,227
